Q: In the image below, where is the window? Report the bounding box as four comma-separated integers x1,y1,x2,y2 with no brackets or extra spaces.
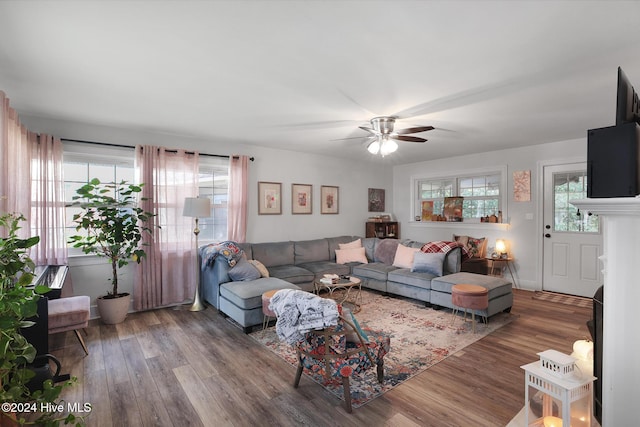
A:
196,157,229,242
553,171,598,233
416,171,503,221
62,142,230,251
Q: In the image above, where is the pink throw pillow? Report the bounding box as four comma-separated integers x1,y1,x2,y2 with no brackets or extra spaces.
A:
335,247,368,264
392,244,420,268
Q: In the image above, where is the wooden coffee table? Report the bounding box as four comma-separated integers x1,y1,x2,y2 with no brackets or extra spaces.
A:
314,276,362,313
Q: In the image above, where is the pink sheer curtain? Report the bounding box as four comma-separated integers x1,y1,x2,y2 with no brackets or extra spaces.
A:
30,134,68,266
227,155,249,242
0,91,32,224
134,145,199,310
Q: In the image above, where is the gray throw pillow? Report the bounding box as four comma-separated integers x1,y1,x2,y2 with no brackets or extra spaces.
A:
228,257,261,281
411,252,446,276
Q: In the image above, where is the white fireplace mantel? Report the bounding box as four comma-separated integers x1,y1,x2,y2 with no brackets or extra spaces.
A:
571,197,640,427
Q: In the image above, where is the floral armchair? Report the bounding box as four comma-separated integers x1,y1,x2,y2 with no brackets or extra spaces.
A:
293,308,391,413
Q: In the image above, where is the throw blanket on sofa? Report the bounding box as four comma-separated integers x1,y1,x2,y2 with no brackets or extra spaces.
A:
420,240,470,260
269,289,339,345
200,241,243,268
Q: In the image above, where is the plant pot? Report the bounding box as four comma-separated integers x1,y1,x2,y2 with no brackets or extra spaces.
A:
97,293,131,324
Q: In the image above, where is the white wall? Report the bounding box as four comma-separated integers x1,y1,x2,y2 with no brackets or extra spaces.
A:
21,115,392,314
393,138,587,291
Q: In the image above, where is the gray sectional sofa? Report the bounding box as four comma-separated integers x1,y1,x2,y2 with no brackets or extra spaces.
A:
200,235,513,332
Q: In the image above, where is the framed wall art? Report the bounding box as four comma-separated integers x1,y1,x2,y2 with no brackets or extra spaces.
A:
258,181,282,215
368,188,385,212
320,185,339,214
443,196,464,222
292,183,312,214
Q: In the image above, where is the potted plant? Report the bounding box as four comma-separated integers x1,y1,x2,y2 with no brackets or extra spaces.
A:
0,212,81,426
68,178,155,324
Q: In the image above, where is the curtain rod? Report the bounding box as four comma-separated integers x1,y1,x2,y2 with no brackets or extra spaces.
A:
60,138,254,161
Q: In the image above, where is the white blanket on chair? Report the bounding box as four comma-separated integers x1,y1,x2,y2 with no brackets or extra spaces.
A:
269,289,339,345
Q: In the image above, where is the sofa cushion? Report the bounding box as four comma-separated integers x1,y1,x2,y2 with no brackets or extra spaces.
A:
393,244,420,268
295,238,329,264
297,260,350,278
412,252,446,276
220,277,299,310
252,241,294,267
352,262,398,282
374,239,400,264
228,256,261,281
362,238,378,262
387,268,436,289
335,247,368,264
268,264,315,284
431,272,511,301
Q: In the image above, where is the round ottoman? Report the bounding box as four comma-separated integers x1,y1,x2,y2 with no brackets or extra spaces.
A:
451,284,489,333
262,289,278,330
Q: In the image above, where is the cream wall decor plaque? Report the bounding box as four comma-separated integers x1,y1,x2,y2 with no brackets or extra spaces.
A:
292,183,312,214
258,181,282,215
321,185,339,214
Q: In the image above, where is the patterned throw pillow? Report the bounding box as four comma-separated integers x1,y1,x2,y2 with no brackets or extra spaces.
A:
466,237,486,258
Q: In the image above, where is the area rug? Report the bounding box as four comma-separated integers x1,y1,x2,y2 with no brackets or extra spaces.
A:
249,290,514,409
532,291,592,308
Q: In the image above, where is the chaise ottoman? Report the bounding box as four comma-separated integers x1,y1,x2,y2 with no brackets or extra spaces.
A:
430,272,513,318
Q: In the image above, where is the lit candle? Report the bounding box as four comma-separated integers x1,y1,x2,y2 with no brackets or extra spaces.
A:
543,416,563,427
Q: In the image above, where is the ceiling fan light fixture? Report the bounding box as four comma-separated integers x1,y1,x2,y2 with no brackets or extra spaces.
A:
380,136,398,156
367,140,380,154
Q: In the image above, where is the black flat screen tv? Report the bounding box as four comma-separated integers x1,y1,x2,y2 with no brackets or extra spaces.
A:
616,67,640,125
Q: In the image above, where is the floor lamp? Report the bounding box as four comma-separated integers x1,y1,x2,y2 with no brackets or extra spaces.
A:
183,197,211,312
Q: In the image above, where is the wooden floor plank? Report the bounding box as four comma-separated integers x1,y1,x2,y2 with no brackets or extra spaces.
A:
53,288,592,426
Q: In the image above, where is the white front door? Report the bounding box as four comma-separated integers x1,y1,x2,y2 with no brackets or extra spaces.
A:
542,163,603,297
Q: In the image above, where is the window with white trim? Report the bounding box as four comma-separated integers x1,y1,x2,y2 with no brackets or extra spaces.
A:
416,172,502,220
62,142,229,251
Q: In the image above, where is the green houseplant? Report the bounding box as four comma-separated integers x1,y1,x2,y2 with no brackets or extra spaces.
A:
68,179,155,324
0,212,81,426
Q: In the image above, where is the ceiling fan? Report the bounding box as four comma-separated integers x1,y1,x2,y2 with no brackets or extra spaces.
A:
358,116,434,156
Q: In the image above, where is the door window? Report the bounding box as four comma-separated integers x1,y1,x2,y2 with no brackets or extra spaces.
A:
553,172,599,233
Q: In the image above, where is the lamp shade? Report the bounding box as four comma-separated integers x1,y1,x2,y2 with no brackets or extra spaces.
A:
183,197,211,218
495,239,507,254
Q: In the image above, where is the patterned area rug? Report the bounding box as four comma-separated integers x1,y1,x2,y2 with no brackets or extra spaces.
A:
532,291,592,308
249,290,514,409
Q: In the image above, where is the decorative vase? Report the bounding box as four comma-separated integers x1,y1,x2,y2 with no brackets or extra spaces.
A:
96,293,131,324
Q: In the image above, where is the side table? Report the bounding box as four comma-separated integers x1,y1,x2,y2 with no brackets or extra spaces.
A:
485,257,518,289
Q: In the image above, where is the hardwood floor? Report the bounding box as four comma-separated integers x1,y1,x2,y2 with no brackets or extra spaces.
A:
50,289,593,427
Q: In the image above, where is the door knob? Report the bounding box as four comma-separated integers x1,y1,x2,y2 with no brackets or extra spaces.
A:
545,233,551,238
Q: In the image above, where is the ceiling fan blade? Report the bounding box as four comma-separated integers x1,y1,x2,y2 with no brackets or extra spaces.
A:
395,125,435,135
391,135,427,143
331,135,375,142
358,126,378,135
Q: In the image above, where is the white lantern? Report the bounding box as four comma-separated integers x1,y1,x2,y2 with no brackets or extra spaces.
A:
521,349,596,427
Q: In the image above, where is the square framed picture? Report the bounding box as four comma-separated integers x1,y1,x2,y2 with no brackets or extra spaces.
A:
321,185,339,214
258,181,282,215
292,183,312,214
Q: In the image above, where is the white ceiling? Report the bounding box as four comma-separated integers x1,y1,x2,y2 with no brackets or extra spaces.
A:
2,0,640,165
